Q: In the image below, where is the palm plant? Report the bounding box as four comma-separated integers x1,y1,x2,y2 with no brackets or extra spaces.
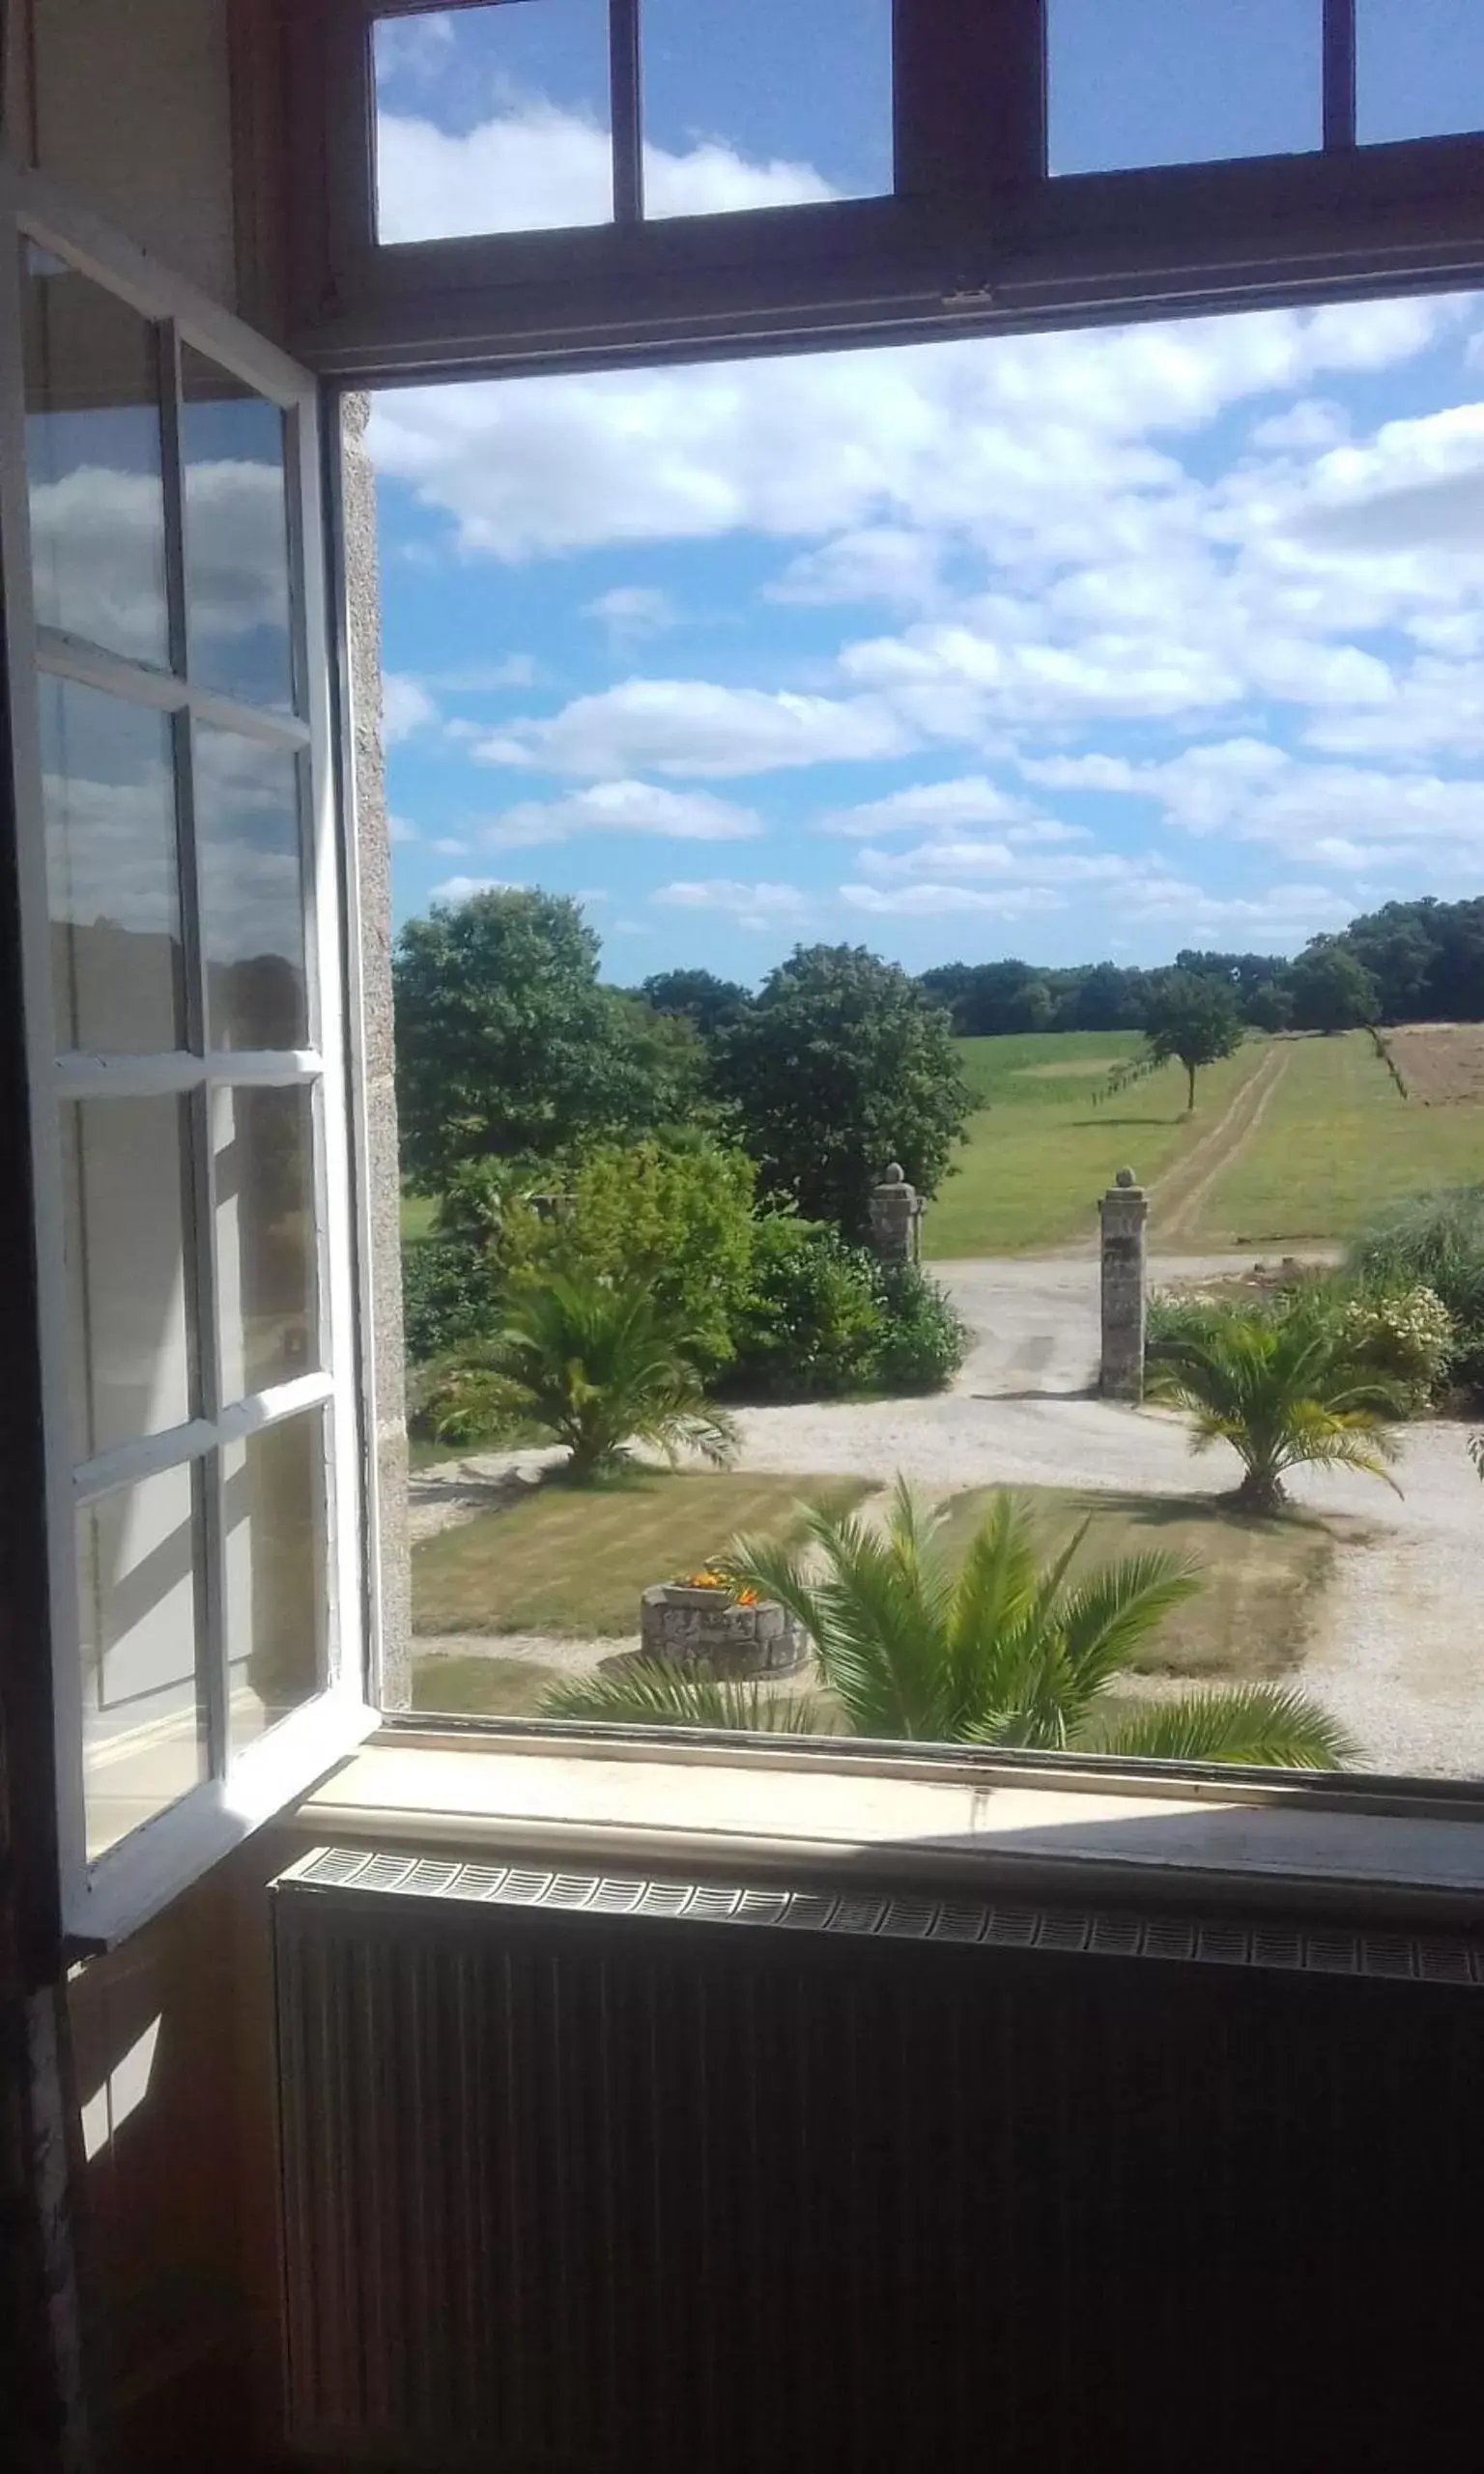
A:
1146,1299,1405,1512
431,1271,738,1480
544,1482,1353,1768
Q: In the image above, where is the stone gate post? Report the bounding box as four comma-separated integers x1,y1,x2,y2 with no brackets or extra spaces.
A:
1099,1166,1148,1400
869,1163,923,1266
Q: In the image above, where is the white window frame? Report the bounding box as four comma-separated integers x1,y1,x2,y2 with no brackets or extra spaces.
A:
0,157,376,1951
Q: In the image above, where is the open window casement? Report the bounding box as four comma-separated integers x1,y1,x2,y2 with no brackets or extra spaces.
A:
0,160,376,1951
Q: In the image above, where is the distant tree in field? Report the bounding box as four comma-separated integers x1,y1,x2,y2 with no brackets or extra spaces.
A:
394,888,702,1190
1288,939,1381,1034
1244,979,1295,1034
641,966,751,1040
1143,970,1244,1111
718,943,972,1238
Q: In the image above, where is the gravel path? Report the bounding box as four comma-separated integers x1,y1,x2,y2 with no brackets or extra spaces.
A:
409,1252,1484,1776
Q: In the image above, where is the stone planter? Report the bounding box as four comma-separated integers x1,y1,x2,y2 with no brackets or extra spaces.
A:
639,1583,806,1679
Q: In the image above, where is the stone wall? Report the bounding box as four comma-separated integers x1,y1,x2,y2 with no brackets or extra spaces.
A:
640,1586,805,1679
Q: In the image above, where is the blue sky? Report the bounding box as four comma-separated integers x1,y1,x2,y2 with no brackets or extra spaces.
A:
372,3,1484,984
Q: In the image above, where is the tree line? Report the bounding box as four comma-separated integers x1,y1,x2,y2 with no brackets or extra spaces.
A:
909,897,1484,1040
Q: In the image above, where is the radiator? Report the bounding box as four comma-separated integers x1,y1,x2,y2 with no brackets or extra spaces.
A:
272,1847,1484,2474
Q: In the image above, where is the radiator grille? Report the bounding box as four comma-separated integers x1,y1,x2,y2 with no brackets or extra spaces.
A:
274,1847,1484,2473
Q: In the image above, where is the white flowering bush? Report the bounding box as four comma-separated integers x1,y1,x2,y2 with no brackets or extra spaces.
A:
1342,1284,1453,1404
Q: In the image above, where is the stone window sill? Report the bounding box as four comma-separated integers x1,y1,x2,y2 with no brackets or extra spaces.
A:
291,1728,1484,1925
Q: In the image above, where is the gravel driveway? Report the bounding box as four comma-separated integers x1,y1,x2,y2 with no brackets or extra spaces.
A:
411,1252,1484,1777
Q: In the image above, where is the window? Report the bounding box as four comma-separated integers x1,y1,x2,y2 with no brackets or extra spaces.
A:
1047,0,1324,175
1356,0,1484,144
0,179,372,1942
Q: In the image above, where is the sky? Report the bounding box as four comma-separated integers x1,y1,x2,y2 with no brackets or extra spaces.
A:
372,2,1484,984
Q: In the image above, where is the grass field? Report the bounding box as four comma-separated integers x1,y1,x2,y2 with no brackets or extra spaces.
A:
925,1033,1268,1257
401,1192,438,1243
935,1484,1339,1681
1180,1030,1484,1249
412,1469,870,1637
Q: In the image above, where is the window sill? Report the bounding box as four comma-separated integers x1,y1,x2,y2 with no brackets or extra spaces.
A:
290,1727,1484,1926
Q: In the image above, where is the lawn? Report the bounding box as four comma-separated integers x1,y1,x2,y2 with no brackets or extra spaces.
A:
412,1469,871,1637
934,1484,1340,1681
1180,1030,1484,1249
925,1033,1269,1257
401,1191,439,1243
412,1653,566,1714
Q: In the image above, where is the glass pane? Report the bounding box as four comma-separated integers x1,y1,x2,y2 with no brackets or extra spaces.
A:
21,244,170,667
215,1085,318,1403
42,676,185,1053
63,1098,194,1460
224,1411,327,1754
643,0,893,217
1048,0,1323,175
374,0,614,239
79,1466,206,1858
1357,0,1484,142
181,344,295,711
195,726,308,1048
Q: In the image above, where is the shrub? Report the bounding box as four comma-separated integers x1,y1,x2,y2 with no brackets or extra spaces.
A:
1348,1185,1484,1401
871,1263,969,1392
727,1218,885,1399
401,1236,506,1366
548,1136,756,1369
1340,1284,1453,1408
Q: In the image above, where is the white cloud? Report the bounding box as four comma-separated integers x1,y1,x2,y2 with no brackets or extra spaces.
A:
432,836,471,856
430,875,517,904
430,653,542,692
376,101,832,246
478,780,762,847
653,878,811,931
822,775,1047,837
388,815,419,845
769,528,945,612
383,674,439,742
843,881,1065,921
1249,400,1349,453
583,586,677,640
476,680,912,777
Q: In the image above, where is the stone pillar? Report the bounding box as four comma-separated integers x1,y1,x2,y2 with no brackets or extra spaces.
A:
1099,1166,1148,1401
868,1164,923,1265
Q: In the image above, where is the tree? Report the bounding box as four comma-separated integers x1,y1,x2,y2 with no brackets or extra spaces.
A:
716,944,972,1237
428,1272,738,1477
1288,939,1381,1034
551,1136,756,1368
1143,969,1244,1111
641,966,751,1040
393,889,702,1190
545,1482,1353,1767
1146,1300,1405,1512
1244,979,1294,1034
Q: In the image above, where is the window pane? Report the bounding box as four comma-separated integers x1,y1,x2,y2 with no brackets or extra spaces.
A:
63,1097,194,1460
642,0,892,217
215,1085,318,1403
181,344,295,711
1048,0,1323,175
42,676,185,1053
79,1465,206,1858
1357,0,1484,142
224,1411,327,1754
374,0,614,240
195,726,308,1049
21,243,170,667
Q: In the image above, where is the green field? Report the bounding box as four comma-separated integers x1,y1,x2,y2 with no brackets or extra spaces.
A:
925,1032,1268,1257
1180,1030,1484,1249
401,1191,438,1243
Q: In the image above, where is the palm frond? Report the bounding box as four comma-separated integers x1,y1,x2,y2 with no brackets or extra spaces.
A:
541,1660,832,1734
1099,1685,1355,1769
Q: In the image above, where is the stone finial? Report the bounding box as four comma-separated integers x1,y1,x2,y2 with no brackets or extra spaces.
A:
882,1161,905,1186
1115,1165,1137,1189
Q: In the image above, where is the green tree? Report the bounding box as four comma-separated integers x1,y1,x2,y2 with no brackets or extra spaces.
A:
429,1272,737,1478
552,1136,756,1368
545,1482,1352,1767
1288,939,1381,1034
1147,1300,1405,1512
393,889,702,1190
1143,968,1245,1111
1244,979,1295,1033
641,966,751,1040
717,944,972,1237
